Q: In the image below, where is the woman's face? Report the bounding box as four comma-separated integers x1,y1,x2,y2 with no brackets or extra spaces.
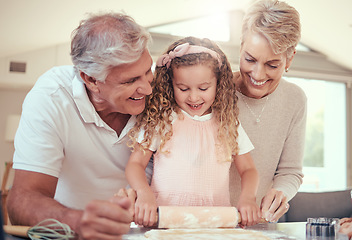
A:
239,32,293,99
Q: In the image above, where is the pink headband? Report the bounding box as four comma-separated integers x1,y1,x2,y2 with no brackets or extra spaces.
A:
156,43,222,69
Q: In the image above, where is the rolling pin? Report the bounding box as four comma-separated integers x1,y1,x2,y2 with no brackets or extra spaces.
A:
116,189,264,228
156,206,263,228
3,206,262,237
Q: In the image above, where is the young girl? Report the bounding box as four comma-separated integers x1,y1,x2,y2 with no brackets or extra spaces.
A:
126,37,260,227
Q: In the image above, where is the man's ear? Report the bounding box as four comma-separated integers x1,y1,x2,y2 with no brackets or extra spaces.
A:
80,71,99,92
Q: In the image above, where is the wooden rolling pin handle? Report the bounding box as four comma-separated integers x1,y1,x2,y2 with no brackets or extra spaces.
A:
3,225,30,237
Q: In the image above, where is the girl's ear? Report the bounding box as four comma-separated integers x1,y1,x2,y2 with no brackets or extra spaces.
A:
80,71,99,93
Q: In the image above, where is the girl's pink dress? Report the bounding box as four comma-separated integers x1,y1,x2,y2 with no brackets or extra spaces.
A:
142,111,254,207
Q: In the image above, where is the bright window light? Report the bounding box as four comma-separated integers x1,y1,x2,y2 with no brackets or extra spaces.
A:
286,77,347,191
148,13,230,42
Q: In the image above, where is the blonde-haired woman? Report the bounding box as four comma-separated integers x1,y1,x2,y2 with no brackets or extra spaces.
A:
230,0,307,222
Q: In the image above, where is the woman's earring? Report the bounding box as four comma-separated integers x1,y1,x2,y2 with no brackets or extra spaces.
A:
285,68,289,72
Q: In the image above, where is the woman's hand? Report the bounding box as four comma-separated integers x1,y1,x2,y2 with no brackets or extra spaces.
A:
134,188,158,227
260,188,289,222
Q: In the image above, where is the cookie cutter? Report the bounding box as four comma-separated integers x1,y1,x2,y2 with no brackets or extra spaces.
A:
306,217,341,239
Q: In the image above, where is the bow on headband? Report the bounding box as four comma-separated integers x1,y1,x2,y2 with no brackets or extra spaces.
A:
156,43,222,68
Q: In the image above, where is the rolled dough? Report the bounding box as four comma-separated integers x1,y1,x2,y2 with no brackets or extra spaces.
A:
158,206,238,228
145,228,272,240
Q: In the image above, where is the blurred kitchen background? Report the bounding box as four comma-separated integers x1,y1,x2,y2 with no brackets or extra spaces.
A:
1,0,352,193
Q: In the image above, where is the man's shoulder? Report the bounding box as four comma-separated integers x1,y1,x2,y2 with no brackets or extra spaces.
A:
25,65,79,106
30,65,77,94
39,65,76,83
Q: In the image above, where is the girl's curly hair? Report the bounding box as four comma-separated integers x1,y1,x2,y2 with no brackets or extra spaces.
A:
128,36,240,161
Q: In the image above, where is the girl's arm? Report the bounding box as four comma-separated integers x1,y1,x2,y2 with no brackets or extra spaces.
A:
233,152,260,226
125,146,156,227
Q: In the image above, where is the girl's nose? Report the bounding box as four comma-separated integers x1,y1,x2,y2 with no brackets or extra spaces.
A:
188,90,199,102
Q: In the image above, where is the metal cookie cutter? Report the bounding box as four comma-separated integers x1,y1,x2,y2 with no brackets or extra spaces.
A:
306,217,344,239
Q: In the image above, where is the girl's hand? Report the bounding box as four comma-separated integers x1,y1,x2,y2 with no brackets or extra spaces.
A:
237,197,261,227
260,188,289,223
134,188,158,227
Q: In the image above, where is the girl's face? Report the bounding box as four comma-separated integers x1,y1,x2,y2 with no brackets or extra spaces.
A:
239,32,293,99
172,64,217,117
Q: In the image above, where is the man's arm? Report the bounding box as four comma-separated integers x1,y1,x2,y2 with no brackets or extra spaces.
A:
7,170,132,239
7,170,82,230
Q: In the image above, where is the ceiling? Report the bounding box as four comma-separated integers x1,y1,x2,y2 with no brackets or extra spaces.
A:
1,0,352,71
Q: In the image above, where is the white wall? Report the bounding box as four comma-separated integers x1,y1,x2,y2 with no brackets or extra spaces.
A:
0,42,72,186
0,42,71,87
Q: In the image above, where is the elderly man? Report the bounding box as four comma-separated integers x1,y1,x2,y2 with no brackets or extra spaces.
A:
7,12,153,239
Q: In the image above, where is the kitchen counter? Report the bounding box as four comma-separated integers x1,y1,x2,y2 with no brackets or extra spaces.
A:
5,222,349,239
122,222,350,239
122,222,306,239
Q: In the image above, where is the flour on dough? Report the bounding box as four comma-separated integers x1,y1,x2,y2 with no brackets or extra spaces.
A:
158,206,238,229
145,228,272,240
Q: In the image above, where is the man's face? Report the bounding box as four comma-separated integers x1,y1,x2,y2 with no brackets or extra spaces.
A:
95,50,153,115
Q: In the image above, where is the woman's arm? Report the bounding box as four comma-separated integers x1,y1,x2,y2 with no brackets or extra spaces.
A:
261,90,307,222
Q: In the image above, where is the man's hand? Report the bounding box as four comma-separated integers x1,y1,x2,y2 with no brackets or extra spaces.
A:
78,196,133,240
115,188,137,216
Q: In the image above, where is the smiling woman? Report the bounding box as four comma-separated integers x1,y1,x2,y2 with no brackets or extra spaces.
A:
229,0,305,224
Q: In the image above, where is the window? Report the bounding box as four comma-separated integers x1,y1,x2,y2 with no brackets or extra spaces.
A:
286,77,347,191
